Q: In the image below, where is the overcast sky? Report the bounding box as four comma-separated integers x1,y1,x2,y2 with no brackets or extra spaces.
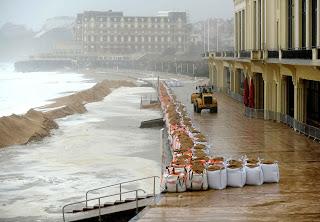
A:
0,0,234,30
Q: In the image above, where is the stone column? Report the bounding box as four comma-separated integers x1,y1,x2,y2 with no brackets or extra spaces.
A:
234,69,240,94
294,0,302,49
306,0,312,49
230,66,235,93
317,0,320,47
240,11,243,51
235,12,238,52
261,0,265,49
216,62,224,91
294,79,306,123
280,0,288,49
208,63,213,85
238,12,241,52
264,80,273,119
256,0,260,50
276,77,285,122
278,76,287,115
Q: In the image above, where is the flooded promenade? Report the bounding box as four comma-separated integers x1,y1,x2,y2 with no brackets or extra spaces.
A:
138,81,320,221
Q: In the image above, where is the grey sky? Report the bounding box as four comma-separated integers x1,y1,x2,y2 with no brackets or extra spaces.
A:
0,0,234,30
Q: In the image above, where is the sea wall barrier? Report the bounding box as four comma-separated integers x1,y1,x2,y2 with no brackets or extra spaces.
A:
158,81,280,193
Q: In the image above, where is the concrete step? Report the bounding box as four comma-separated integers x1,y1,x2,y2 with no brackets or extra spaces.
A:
82,207,94,211
103,202,115,207
114,200,126,205
125,198,138,202
67,197,155,221
146,194,155,198
67,196,155,216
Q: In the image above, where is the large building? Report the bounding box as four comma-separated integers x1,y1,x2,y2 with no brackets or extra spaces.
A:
207,0,320,130
74,10,190,57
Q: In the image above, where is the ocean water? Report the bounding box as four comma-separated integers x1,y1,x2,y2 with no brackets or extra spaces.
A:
0,63,95,117
0,86,161,221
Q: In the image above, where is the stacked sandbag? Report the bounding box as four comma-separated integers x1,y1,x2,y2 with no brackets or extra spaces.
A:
261,160,280,183
186,163,208,191
207,163,227,190
244,158,264,186
227,160,246,188
162,171,187,193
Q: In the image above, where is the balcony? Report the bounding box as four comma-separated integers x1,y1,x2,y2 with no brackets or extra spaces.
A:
267,50,279,59
215,52,222,57
239,50,251,59
225,51,235,57
281,49,313,60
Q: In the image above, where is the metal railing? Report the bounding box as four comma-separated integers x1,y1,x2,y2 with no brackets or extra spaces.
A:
268,50,279,59
62,189,146,222
226,90,243,103
225,51,235,57
85,176,160,208
281,49,313,60
239,50,251,58
244,107,320,140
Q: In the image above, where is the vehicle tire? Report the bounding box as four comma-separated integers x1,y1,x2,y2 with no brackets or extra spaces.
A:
210,107,218,113
196,104,201,113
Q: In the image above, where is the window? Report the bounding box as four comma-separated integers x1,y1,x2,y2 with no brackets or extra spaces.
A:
288,0,294,49
312,0,318,47
302,0,306,48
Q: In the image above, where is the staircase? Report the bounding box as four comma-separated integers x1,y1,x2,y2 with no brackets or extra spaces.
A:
62,176,160,222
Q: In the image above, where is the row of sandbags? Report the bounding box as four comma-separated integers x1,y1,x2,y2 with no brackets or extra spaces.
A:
206,159,280,190
158,82,279,193
162,158,280,192
159,81,213,193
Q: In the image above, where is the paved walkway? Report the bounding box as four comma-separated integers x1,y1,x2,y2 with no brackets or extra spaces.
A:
138,81,320,221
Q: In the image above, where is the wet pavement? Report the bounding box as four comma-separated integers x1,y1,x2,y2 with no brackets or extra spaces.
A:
138,81,320,221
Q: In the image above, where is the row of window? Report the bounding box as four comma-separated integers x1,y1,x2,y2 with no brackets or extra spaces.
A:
81,35,185,42
78,24,178,29
79,17,184,23
84,44,183,49
79,30,178,35
288,0,318,49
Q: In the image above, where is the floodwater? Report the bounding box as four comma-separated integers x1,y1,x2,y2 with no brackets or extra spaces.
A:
0,87,161,221
0,63,94,117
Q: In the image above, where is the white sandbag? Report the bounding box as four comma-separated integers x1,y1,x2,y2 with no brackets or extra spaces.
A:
245,165,264,185
227,167,246,188
163,174,186,193
207,168,227,190
261,163,280,183
172,166,187,174
186,170,208,191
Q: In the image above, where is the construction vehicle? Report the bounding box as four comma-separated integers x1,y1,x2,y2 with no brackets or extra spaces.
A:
191,85,218,113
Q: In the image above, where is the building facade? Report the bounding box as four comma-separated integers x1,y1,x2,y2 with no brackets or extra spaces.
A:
207,0,320,129
74,10,189,57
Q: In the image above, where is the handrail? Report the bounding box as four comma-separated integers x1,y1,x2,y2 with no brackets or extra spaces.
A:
62,189,146,222
85,176,160,207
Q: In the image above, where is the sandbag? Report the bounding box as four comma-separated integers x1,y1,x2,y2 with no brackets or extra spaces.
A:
227,166,246,188
186,170,208,191
163,174,186,193
261,162,280,183
207,166,227,190
245,165,264,185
